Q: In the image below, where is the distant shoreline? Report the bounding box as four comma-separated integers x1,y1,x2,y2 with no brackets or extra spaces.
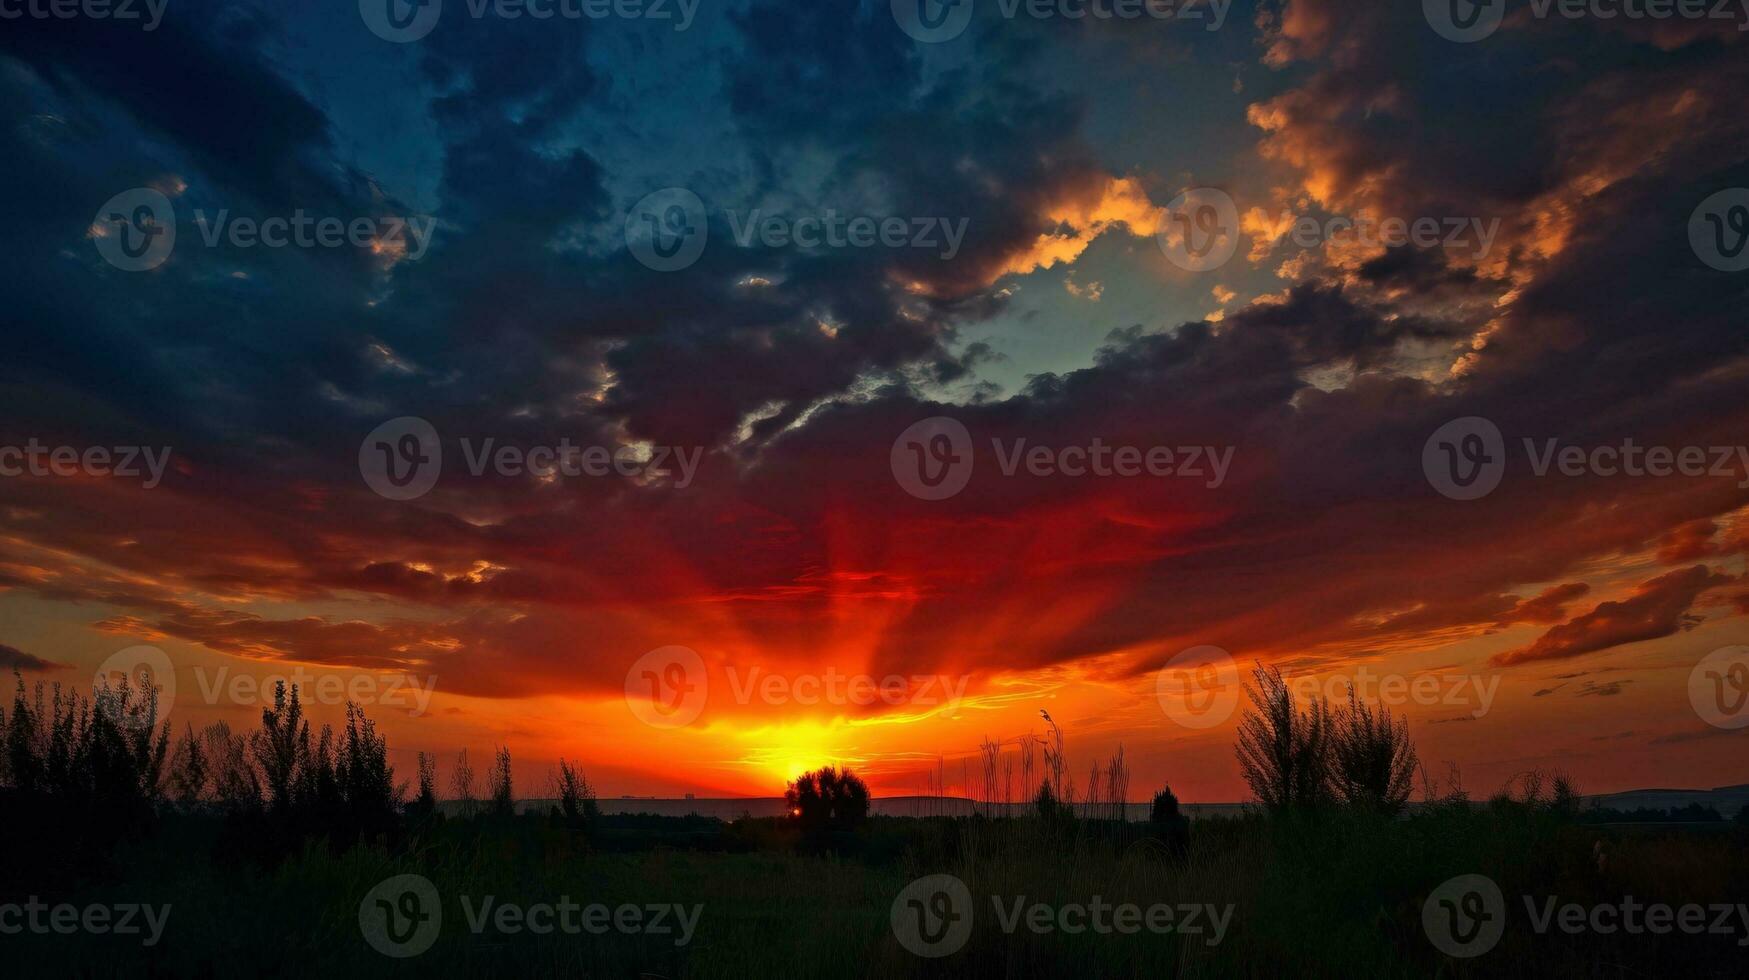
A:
437,785,1749,821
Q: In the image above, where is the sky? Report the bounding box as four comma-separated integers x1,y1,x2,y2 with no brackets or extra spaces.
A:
1,0,1748,802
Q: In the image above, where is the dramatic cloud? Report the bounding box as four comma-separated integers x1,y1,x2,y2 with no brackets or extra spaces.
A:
0,644,69,672
0,0,1746,796
1493,566,1732,666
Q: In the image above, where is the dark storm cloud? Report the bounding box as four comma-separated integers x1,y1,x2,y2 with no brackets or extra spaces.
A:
0,0,1746,703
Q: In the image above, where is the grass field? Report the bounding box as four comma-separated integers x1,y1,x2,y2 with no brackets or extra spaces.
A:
6,798,1748,978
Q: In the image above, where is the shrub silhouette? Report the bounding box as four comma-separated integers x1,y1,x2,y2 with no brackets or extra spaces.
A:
784,766,869,840
168,723,208,807
1149,784,1190,856
1235,663,1330,814
1329,686,1418,815
237,682,403,850
1033,781,1063,822
451,748,477,818
2,672,168,818
406,751,440,824
489,746,515,818
0,671,170,885
552,758,600,832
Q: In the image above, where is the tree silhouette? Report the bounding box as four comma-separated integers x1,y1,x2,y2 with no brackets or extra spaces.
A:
489,746,515,818
784,766,870,838
406,751,439,823
1329,686,1417,814
253,681,310,814
1235,663,1330,814
169,723,208,807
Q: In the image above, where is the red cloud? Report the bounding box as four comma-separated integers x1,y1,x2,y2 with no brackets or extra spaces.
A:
1491,566,1732,667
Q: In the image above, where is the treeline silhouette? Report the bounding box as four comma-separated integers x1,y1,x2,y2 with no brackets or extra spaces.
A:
0,672,599,890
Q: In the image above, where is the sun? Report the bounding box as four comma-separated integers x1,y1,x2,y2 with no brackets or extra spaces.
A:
733,719,851,789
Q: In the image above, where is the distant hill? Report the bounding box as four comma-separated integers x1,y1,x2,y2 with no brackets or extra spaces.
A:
438,785,1749,821
1581,784,1749,818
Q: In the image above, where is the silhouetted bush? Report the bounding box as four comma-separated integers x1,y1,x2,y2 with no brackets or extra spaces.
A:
1329,686,1418,815
0,671,170,886
405,750,441,825
1149,785,1190,857
552,757,600,833
1235,663,1330,814
785,766,870,847
489,746,515,818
